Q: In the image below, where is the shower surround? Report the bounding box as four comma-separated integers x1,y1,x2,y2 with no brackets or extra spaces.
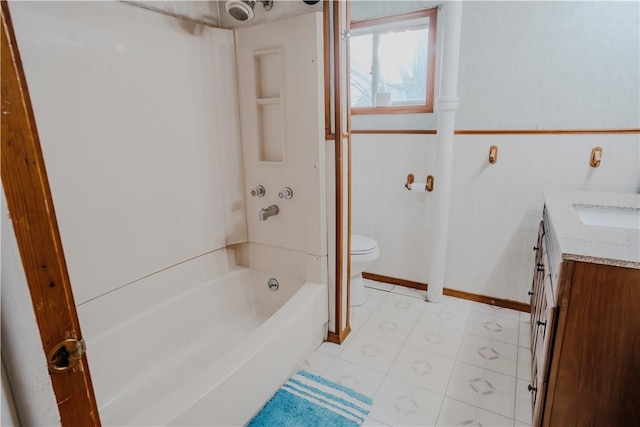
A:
4,2,327,425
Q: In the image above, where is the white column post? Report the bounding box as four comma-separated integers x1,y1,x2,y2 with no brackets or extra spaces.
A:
427,1,463,303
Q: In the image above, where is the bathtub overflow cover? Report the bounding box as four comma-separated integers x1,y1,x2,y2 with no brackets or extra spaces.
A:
267,278,279,291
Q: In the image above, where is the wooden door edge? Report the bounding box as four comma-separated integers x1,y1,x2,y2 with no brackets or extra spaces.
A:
1,3,101,425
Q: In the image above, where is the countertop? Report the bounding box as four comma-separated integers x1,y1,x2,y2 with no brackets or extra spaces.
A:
543,189,640,269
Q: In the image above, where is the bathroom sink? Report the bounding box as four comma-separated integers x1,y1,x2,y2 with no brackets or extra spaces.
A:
573,204,640,230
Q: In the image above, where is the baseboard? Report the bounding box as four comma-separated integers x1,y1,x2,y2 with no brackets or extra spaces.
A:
326,325,352,344
362,272,426,290
443,288,530,313
362,272,531,313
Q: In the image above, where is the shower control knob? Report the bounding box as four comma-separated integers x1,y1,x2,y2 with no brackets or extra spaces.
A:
278,187,294,200
251,185,266,197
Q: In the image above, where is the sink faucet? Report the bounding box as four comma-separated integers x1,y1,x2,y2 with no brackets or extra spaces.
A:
259,205,279,221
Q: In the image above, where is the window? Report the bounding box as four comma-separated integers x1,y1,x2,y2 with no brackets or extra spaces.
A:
349,7,438,114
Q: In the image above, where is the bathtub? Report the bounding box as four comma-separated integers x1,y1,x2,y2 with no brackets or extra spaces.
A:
84,265,328,426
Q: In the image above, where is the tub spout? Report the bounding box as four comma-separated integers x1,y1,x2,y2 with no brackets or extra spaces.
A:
259,205,279,221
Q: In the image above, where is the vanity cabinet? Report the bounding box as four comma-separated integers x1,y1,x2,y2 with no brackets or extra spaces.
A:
529,208,640,426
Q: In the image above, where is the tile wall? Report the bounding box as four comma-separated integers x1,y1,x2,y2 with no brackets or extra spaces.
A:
352,133,640,303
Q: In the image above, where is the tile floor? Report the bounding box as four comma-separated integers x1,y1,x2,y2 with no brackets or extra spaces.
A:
300,279,533,426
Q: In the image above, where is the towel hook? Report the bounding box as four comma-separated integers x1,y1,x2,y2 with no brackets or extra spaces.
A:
405,174,414,190
426,175,434,192
489,145,498,164
590,147,602,167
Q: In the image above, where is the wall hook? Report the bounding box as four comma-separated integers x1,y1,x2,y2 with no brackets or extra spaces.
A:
489,145,498,164
590,147,602,167
426,175,434,192
405,173,414,190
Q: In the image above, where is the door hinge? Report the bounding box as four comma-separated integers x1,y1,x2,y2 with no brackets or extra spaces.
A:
47,338,86,374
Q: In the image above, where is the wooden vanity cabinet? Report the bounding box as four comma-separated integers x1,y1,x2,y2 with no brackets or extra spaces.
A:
529,209,640,426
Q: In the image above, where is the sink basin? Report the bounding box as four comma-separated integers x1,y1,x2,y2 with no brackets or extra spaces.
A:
573,204,640,230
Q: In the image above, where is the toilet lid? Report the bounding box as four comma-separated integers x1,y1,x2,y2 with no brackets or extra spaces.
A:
351,234,378,255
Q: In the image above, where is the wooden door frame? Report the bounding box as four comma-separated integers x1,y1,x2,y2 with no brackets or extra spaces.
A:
1,3,101,425
324,0,352,344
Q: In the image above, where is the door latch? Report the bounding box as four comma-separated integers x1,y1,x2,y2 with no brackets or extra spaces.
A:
47,338,86,374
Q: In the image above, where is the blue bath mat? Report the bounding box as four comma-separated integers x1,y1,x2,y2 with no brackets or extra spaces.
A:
248,370,373,427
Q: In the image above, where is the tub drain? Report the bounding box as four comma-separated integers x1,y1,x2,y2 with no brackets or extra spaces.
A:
267,278,279,291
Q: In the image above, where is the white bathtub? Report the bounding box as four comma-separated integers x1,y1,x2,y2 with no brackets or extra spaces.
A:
84,265,328,426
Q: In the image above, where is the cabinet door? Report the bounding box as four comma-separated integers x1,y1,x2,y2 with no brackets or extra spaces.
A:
530,222,545,342
531,233,549,351
538,277,557,380
532,270,547,385
532,364,546,426
532,275,557,426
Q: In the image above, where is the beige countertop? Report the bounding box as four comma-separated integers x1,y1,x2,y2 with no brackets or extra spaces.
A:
543,189,640,269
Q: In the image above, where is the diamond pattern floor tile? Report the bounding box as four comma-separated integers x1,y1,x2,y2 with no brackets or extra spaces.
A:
369,376,444,427
303,281,531,427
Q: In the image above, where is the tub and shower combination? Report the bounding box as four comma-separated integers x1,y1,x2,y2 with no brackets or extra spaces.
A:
8,2,329,424
79,251,328,426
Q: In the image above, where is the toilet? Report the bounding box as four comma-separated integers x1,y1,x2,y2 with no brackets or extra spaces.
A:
350,234,380,306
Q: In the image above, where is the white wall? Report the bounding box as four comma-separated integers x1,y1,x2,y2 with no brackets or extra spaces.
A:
353,133,639,302
10,1,245,306
445,134,639,302
352,134,438,283
126,1,220,26
456,1,640,129
351,1,640,303
1,359,20,426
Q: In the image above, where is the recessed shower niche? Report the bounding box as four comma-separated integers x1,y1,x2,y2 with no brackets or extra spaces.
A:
254,49,284,163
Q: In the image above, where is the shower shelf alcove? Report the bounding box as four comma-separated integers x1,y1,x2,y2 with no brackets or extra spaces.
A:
255,49,284,163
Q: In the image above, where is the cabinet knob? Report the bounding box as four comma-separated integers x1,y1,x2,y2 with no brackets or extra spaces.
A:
536,320,546,327
533,246,539,251
528,384,537,392
528,291,534,296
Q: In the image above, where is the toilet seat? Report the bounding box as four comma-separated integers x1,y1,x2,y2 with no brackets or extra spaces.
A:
351,234,378,255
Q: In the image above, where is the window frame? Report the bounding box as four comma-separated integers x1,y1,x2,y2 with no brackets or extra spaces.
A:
349,7,438,115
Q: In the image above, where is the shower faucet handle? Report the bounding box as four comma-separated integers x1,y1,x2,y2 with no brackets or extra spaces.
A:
251,185,266,197
278,187,294,200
